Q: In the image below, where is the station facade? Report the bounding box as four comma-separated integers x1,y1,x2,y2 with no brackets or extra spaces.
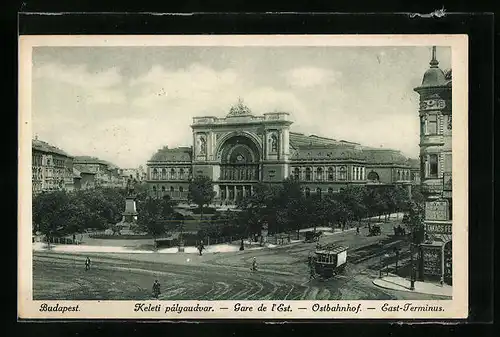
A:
146,99,418,203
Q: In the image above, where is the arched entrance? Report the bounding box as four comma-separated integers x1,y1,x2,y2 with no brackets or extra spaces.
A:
217,135,261,203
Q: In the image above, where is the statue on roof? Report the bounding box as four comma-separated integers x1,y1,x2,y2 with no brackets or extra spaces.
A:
228,97,252,116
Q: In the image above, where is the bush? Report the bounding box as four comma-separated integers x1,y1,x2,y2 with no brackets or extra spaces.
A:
192,207,216,214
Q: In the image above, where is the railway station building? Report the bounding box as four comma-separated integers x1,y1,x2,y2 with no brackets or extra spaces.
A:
146,98,418,203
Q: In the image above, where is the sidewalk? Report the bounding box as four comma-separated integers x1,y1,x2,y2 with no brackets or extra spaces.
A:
372,274,452,297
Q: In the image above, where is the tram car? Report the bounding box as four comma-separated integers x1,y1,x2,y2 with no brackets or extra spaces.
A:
308,244,348,280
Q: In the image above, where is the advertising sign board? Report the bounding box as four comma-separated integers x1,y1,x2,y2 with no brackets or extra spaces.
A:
425,200,450,221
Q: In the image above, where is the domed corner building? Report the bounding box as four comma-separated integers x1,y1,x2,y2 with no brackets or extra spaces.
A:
146,98,419,204
413,46,453,285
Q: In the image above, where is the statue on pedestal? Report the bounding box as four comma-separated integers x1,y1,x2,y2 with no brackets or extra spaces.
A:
126,175,137,198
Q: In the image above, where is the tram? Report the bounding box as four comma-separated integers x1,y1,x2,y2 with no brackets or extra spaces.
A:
308,244,348,280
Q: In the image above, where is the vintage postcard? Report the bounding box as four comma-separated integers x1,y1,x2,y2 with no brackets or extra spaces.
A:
18,34,468,320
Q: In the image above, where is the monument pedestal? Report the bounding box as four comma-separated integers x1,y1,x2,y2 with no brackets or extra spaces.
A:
121,196,138,228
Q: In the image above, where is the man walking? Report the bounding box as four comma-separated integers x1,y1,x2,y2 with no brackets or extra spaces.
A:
152,279,161,299
251,257,257,271
356,226,360,235
85,257,91,271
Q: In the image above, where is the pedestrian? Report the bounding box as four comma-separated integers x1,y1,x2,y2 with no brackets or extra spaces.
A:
152,279,161,299
72,234,76,243
251,257,257,271
85,257,91,271
356,226,360,235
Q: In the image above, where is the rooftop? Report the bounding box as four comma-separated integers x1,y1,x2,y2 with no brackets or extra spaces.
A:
149,146,193,162
74,156,119,169
74,164,96,175
32,139,72,158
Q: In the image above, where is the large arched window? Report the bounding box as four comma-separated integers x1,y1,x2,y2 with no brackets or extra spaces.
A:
179,168,185,180
397,170,401,181
367,171,380,182
161,168,166,180
339,166,347,180
293,167,300,180
305,187,310,198
316,167,323,181
305,168,312,181
328,167,334,181
170,168,176,180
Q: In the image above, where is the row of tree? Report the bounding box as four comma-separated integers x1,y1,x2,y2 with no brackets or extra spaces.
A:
235,178,424,240
33,187,127,241
33,175,426,245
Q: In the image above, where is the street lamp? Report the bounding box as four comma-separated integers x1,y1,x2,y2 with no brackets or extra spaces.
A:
379,253,390,278
393,247,400,274
409,242,416,290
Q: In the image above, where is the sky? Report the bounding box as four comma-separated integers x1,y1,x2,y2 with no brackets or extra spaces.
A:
31,45,451,168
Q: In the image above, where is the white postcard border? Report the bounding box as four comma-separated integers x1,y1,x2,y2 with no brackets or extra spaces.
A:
18,34,469,320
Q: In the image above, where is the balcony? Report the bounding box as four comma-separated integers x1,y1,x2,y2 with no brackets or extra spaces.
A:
420,134,444,146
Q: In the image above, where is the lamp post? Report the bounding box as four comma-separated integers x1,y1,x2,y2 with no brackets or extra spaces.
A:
393,247,400,274
379,253,383,278
410,242,416,290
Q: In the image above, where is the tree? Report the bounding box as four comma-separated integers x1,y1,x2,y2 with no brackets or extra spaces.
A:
403,200,425,244
338,186,367,226
363,187,386,221
237,182,280,237
136,197,167,243
187,175,216,221
33,191,85,247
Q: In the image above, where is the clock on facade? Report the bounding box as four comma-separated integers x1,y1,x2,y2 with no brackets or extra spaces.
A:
421,99,446,111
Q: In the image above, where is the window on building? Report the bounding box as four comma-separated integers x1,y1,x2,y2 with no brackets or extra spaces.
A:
161,168,166,180
179,186,184,193
328,167,334,181
180,168,185,179
367,171,379,182
339,166,347,180
293,167,300,180
316,167,323,181
161,186,165,194
328,187,334,194
305,187,310,198
305,168,311,181
170,186,175,193
427,115,438,135
316,187,322,199
170,168,176,179
152,186,157,196
397,170,401,181
153,169,158,180
428,154,439,178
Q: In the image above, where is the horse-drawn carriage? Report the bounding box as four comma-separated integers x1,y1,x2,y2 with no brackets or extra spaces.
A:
368,224,382,236
304,230,323,243
393,225,406,236
308,244,348,280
